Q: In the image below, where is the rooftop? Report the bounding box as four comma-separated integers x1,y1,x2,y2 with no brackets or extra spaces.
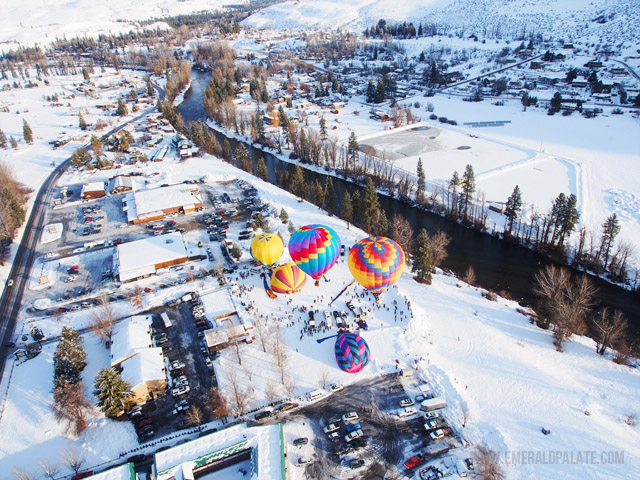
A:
120,347,165,389
110,315,152,367
117,232,188,280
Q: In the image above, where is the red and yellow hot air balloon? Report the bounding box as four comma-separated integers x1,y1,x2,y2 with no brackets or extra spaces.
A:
250,233,284,267
270,263,307,294
348,236,405,297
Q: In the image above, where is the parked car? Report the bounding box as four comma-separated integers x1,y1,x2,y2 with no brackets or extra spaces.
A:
397,406,418,417
400,398,414,407
255,410,272,421
297,456,313,466
424,420,439,431
136,418,153,429
342,411,359,423
293,437,308,447
172,385,190,396
429,428,446,441
323,423,340,434
345,422,361,432
465,458,474,470
349,459,365,469
424,411,440,420
276,402,298,412
330,383,344,393
344,429,363,442
404,453,425,469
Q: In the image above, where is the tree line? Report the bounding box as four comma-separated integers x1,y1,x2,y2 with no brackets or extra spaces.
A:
0,161,30,264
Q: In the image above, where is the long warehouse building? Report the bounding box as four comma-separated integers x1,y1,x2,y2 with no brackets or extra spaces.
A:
116,232,190,282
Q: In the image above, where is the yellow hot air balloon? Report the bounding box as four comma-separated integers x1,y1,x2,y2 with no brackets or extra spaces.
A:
270,263,307,294
250,233,284,267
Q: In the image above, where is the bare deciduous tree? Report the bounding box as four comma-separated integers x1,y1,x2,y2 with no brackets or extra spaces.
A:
186,405,205,429
225,365,250,417
318,367,330,390
52,381,92,436
61,447,85,475
389,213,414,260
283,374,296,400
532,265,570,329
429,230,451,268
253,316,269,352
89,292,119,344
208,387,230,420
39,459,60,480
463,265,476,286
264,381,280,405
473,444,505,480
270,326,288,384
592,308,628,355
12,467,35,480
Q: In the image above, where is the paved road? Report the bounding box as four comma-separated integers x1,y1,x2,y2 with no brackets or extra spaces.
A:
0,103,157,380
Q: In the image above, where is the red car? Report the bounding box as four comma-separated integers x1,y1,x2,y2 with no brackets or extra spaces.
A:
404,453,425,469
113,238,123,245
137,417,153,429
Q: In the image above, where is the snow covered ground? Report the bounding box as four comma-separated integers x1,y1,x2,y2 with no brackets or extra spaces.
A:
1,138,638,479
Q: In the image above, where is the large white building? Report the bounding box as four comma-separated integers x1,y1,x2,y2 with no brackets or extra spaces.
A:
116,232,189,282
154,423,285,480
123,184,203,224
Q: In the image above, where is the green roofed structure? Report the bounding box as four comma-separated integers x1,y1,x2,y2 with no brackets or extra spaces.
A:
153,423,286,480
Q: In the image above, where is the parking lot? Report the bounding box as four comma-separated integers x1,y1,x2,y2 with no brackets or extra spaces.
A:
254,374,461,479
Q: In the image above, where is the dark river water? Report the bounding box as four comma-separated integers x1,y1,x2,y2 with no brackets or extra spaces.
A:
179,69,640,336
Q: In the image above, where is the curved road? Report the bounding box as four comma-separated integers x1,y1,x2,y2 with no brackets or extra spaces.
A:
0,104,157,380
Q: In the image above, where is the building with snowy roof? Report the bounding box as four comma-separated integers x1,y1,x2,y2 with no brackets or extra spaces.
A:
116,232,189,282
81,181,106,199
123,184,203,224
109,315,167,404
153,423,285,480
110,315,153,368
121,347,166,404
84,463,135,480
108,175,135,194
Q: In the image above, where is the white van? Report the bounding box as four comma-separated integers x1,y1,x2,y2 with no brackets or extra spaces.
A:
308,389,327,401
161,312,172,328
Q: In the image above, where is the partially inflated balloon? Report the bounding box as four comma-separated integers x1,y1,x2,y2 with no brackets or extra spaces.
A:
348,236,405,295
250,233,284,267
288,225,340,280
270,263,307,294
334,331,370,373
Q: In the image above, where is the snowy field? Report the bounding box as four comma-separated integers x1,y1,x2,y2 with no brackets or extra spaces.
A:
0,142,638,479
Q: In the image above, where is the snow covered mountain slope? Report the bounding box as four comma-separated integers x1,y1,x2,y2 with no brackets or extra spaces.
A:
0,0,246,52
243,0,640,44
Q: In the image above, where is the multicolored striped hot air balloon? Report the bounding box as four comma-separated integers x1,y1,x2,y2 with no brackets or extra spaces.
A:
270,263,307,294
348,236,405,296
288,225,340,280
334,331,370,373
250,233,284,267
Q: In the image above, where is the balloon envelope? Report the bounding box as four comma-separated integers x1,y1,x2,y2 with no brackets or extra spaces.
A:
270,263,307,294
348,236,405,295
334,332,370,373
250,233,284,266
288,225,340,280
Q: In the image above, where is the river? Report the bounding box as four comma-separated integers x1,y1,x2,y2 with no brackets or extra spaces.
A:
179,69,640,337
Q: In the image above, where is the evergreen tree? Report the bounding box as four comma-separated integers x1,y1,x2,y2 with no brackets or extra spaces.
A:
93,367,134,418
116,98,128,117
312,179,324,206
565,68,578,83
599,213,620,270
366,80,376,103
351,190,362,222
504,185,523,236
558,193,579,247
233,144,250,170
54,327,87,386
279,208,289,223
256,157,268,181
375,209,389,236
146,77,154,97
412,228,433,283
375,79,385,103
291,164,306,198
22,119,33,144
550,92,562,112
347,131,359,168
363,177,381,234
78,113,87,130
460,164,476,220
319,117,328,141
222,139,232,161
10,136,18,149
82,67,90,82
341,190,353,228
0,128,6,148
416,158,426,202
326,177,336,214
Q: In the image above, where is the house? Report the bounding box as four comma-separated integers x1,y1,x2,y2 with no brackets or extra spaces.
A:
81,181,106,200
123,183,203,224
116,232,190,282
110,315,167,404
108,175,134,195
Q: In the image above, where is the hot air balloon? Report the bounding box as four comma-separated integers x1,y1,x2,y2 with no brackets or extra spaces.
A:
348,236,405,297
334,331,370,373
270,263,307,294
250,233,284,267
288,225,340,280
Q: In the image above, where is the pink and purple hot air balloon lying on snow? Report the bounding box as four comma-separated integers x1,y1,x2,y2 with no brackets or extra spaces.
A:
334,331,371,373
